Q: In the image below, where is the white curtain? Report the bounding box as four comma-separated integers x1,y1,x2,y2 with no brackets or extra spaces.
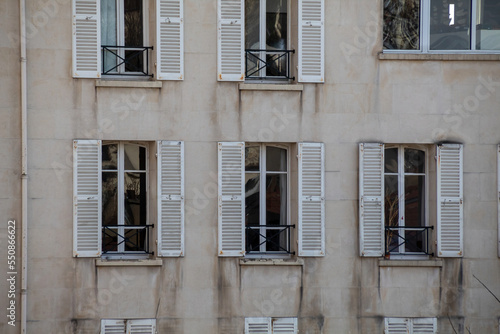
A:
101,0,117,72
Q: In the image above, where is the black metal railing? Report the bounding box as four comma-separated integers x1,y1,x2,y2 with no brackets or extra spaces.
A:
102,224,154,255
245,224,295,255
101,45,153,77
245,49,295,80
385,226,434,256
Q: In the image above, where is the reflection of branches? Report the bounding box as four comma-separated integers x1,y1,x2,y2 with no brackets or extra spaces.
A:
385,192,400,254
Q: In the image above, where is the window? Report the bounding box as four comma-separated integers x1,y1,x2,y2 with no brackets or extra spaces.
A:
384,317,437,334
72,0,183,80
383,0,500,53
101,319,156,334
217,0,324,82
245,317,297,334
73,140,184,258
218,142,324,257
359,143,463,258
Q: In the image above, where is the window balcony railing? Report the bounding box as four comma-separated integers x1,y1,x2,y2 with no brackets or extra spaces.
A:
245,49,295,81
101,45,153,77
102,224,154,255
385,226,434,256
245,224,295,255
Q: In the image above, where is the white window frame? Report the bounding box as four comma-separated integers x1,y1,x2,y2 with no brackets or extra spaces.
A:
384,145,429,259
245,143,291,257
384,0,500,54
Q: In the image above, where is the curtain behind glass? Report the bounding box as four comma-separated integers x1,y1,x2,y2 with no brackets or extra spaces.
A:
101,0,117,72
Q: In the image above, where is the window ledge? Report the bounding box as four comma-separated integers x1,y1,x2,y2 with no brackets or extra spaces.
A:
95,259,163,267
379,52,500,61
240,258,304,266
239,83,303,91
95,79,162,89
378,259,443,268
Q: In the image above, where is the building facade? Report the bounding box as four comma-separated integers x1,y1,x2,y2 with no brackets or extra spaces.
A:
1,0,500,333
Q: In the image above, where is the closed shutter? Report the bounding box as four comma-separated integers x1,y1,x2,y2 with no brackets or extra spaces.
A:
73,140,102,257
157,141,184,257
101,319,125,334
245,318,271,334
217,0,245,81
359,143,384,257
72,0,100,78
384,318,408,334
128,319,156,334
298,143,325,256
156,0,184,80
298,0,324,83
437,144,463,257
412,318,437,334
272,318,298,334
218,142,245,256
498,144,500,258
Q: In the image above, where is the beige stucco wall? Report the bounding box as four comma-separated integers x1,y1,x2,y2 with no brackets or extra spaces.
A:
1,0,500,333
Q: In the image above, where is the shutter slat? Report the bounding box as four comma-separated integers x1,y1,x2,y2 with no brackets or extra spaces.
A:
298,0,324,82
72,0,100,77
157,141,184,257
298,143,325,256
273,318,298,334
245,318,271,334
217,0,244,81
359,143,384,257
128,319,156,334
218,142,245,256
157,0,184,80
498,145,500,258
437,144,463,257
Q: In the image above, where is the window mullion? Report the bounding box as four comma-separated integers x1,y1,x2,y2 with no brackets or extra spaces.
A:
260,0,266,78
421,0,430,52
471,0,477,50
260,144,267,252
117,142,125,253
398,146,405,254
117,0,125,73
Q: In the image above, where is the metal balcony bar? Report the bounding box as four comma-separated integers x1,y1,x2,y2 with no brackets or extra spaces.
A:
245,224,295,255
102,224,154,255
101,45,153,77
245,49,295,80
385,226,434,256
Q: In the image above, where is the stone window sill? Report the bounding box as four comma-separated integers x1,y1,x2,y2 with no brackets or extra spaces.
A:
379,52,500,61
95,79,162,89
378,259,443,268
239,83,303,91
95,259,163,267
240,258,304,266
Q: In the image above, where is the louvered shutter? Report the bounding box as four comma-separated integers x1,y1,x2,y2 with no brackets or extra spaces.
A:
157,0,184,80
245,318,271,334
101,319,126,334
498,145,500,258
218,142,245,256
412,318,437,334
298,0,324,83
272,318,298,334
128,319,156,334
298,143,325,256
157,141,184,257
437,144,463,257
359,143,384,257
217,0,245,81
384,318,408,334
73,140,101,257
72,0,100,78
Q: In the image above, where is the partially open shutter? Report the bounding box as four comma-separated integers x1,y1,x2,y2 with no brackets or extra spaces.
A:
384,318,408,334
101,319,125,334
298,142,325,256
72,0,100,78
272,318,298,334
245,318,271,334
128,319,156,334
437,144,463,257
218,142,245,256
157,141,184,257
217,0,245,81
157,0,184,80
359,143,384,257
298,0,324,83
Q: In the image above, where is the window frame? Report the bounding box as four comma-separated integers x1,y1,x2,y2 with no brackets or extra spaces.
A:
383,0,500,54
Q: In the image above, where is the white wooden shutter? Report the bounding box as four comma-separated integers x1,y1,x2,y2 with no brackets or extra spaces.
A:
359,143,384,257
157,141,184,257
72,0,100,78
218,142,245,256
156,0,184,80
128,319,156,334
384,318,408,334
73,140,101,257
498,145,500,258
298,142,325,256
412,318,437,334
272,318,298,334
217,0,245,81
298,0,324,83
437,144,463,257
245,318,271,334
101,319,126,334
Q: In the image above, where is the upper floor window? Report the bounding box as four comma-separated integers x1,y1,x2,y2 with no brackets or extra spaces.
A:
383,0,500,53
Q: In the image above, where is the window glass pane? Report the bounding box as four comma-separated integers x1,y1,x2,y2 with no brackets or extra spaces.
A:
245,146,260,171
383,0,420,50
384,147,398,173
266,0,287,50
102,144,118,170
124,0,143,46
124,172,146,226
476,0,500,50
404,175,425,252
385,174,399,253
101,0,117,73
404,148,425,173
245,0,260,49
430,0,471,50
102,172,118,226
124,227,147,252
266,146,287,172
266,174,286,225
245,173,260,252
124,144,146,170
